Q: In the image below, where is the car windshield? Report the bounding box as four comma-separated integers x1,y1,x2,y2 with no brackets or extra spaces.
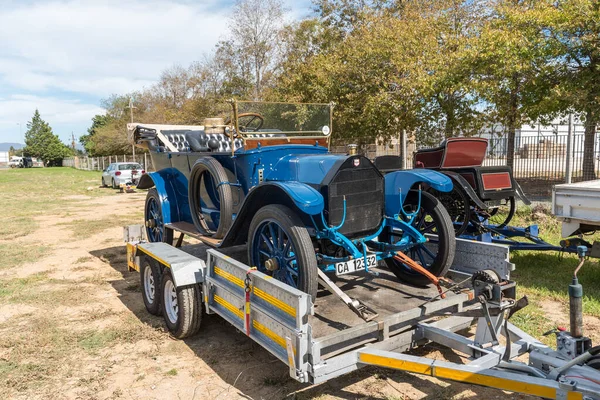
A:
234,101,331,137
118,164,142,170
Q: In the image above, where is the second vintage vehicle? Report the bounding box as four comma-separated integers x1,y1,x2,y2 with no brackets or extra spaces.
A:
128,101,456,300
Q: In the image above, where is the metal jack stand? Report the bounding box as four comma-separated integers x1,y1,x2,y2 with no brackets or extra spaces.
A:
317,269,379,321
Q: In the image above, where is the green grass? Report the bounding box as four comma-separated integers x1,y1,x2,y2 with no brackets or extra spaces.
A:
0,168,112,220
0,243,50,269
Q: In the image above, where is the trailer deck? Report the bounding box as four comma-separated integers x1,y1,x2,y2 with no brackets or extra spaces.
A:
125,226,600,399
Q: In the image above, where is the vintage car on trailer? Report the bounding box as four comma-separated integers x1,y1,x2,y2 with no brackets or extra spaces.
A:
128,101,456,301
412,137,531,235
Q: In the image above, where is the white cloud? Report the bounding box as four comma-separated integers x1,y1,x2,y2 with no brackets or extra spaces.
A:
0,0,231,97
0,94,104,142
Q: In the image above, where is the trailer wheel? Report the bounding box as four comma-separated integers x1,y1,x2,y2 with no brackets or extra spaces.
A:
161,269,202,339
248,204,318,301
188,157,233,239
140,257,162,315
385,191,455,286
144,188,174,244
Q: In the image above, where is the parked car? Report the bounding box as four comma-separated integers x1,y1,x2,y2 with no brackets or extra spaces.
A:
8,156,22,168
102,162,144,189
129,101,456,300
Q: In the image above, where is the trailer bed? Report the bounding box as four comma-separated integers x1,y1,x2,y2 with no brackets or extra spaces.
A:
553,179,600,237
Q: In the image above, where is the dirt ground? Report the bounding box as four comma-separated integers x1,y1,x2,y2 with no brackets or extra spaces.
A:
0,174,587,400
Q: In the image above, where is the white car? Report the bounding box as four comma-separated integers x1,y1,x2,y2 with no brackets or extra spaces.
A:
102,162,145,189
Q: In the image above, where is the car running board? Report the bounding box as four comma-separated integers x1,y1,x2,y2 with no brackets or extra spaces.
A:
317,269,379,322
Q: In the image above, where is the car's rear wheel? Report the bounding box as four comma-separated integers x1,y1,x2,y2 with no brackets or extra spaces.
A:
248,204,318,301
384,191,455,286
144,188,174,244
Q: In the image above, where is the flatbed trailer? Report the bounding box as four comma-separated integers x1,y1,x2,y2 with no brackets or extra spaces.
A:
124,226,600,399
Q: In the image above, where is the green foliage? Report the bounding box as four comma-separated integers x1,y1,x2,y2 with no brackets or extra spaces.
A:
23,110,73,166
81,0,600,155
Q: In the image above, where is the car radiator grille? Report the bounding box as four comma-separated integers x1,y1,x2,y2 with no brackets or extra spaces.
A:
326,162,384,238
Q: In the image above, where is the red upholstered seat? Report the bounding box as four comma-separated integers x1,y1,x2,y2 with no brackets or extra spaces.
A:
414,137,488,169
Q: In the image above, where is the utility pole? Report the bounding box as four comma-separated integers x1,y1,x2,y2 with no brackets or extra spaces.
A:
71,132,76,151
126,97,137,158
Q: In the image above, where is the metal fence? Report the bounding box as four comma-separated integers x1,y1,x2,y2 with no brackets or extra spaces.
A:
62,154,153,172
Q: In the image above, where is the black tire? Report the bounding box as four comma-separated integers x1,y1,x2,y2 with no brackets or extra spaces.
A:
487,197,516,228
140,256,162,315
101,176,107,187
144,188,174,244
188,157,233,239
160,269,202,339
248,204,318,301
429,184,471,236
385,191,455,286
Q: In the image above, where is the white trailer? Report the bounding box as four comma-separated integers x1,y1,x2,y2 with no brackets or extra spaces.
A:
553,180,600,256
124,226,600,399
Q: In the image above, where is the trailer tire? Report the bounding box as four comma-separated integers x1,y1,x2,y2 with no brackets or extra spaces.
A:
188,157,233,239
140,257,162,316
384,191,455,286
161,269,202,339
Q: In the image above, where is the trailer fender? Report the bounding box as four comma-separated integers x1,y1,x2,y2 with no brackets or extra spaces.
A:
220,181,324,247
441,171,489,210
513,180,531,205
384,169,452,215
137,243,205,287
138,169,188,224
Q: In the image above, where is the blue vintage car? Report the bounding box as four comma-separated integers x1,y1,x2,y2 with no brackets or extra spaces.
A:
130,101,455,300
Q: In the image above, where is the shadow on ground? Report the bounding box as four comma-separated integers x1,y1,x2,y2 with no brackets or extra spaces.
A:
90,245,529,400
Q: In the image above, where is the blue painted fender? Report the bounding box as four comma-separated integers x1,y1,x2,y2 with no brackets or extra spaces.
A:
265,181,324,215
384,169,453,216
138,168,190,225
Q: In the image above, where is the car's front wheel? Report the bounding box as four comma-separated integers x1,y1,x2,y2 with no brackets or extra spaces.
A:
248,204,318,301
384,190,455,286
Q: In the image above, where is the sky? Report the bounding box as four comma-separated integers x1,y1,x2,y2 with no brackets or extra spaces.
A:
0,0,313,145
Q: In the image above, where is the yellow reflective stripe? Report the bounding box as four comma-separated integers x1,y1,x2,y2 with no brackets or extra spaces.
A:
567,392,583,400
252,287,296,317
214,295,243,319
253,320,285,348
434,367,556,399
358,353,432,375
214,266,244,288
136,246,171,268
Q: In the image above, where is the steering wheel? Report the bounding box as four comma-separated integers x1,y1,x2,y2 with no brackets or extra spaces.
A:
225,112,264,133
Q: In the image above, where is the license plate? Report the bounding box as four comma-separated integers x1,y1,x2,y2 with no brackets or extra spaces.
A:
335,254,377,276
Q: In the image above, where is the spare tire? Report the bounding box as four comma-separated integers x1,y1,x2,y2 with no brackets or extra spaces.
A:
188,157,233,239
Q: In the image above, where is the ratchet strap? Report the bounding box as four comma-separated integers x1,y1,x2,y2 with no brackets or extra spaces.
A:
394,252,447,298
244,268,257,336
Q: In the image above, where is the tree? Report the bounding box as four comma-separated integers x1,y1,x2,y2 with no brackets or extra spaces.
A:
8,146,23,157
222,0,286,100
542,0,600,180
468,1,559,169
80,114,112,155
23,109,73,166
276,1,484,145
